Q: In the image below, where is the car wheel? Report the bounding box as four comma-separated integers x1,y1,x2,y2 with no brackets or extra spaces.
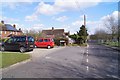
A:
34,45,37,48
47,45,51,49
1,46,5,52
20,47,26,53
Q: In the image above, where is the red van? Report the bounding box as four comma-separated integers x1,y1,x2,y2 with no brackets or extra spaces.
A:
35,38,54,49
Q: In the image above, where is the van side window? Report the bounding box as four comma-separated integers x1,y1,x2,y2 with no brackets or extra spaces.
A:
14,37,26,42
7,38,14,43
28,37,34,42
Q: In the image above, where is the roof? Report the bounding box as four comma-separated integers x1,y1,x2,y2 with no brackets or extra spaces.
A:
0,24,21,32
42,29,64,35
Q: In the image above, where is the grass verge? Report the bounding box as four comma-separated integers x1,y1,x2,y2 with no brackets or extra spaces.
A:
103,41,119,47
68,43,87,46
0,52,30,68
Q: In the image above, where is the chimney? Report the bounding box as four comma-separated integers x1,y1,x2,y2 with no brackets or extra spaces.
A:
19,28,21,31
1,20,4,24
52,27,54,30
13,24,16,28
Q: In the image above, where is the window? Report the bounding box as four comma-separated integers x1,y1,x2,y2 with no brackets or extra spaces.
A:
28,37,34,42
44,39,50,42
51,39,54,42
13,37,26,42
0,31,2,34
20,37,26,42
7,38,14,43
5,31,6,34
39,39,43,42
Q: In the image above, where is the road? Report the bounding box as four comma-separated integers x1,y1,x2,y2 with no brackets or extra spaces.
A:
2,43,119,78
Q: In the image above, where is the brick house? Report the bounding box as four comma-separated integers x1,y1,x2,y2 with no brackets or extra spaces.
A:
0,21,23,39
42,27,69,46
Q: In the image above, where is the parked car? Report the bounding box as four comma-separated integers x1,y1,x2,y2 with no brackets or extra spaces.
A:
1,36,35,53
35,38,54,49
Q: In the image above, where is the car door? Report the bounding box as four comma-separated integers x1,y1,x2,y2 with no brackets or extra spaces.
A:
43,39,49,47
38,39,44,47
28,36,34,48
4,38,14,50
12,37,21,50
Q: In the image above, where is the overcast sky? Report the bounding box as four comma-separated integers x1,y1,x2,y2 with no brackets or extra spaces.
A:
0,0,119,34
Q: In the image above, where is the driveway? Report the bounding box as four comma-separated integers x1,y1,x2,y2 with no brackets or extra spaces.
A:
27,47,65,60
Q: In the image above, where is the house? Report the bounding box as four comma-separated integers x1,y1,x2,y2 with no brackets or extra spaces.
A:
42,27,70,46
42,27,67,38
0,21,23,39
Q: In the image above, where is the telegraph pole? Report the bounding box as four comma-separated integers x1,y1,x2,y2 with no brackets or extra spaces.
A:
84,15,86,27
83,15,87,43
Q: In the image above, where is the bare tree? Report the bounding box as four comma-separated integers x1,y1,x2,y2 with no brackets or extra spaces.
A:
23,29,42,40
104,16,118,41
94,29,109,42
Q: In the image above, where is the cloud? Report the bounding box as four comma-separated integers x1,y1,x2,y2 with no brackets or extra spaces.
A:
72,20,84,26
54,0,101,10
0,16,19,23
35,2,64,15
1,0,119,2
71,11,119,35
0,0,40,2
25,14,38,21
56,16,68,22
34,0,101,15
24,0,118,22
31,24,44,30
26,0,103,20
101,11,119,21
23,23,45,33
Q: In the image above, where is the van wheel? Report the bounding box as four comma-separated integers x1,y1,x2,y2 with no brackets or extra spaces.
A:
1,46,5,52
20,47,26,53
47,45,51,49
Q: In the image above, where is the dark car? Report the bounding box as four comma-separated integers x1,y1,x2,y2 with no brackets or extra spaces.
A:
1,36,35,53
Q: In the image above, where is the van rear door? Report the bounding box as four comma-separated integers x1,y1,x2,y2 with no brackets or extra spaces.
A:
27,36,35,48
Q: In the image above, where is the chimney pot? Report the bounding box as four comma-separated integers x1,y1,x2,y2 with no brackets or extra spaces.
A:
52,27,54,30
19,28,21,31
1,20,4,24
13,24,16,28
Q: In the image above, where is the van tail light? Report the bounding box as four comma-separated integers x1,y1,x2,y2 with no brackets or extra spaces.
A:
26,41,28,45
26,37,28,45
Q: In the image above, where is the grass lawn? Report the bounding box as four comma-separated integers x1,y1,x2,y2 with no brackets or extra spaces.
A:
0,52,30,68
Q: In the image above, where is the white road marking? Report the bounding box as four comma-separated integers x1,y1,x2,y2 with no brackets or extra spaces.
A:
87,44,89,48
86,59,88,62
87,66,89,71
45,56,50,59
